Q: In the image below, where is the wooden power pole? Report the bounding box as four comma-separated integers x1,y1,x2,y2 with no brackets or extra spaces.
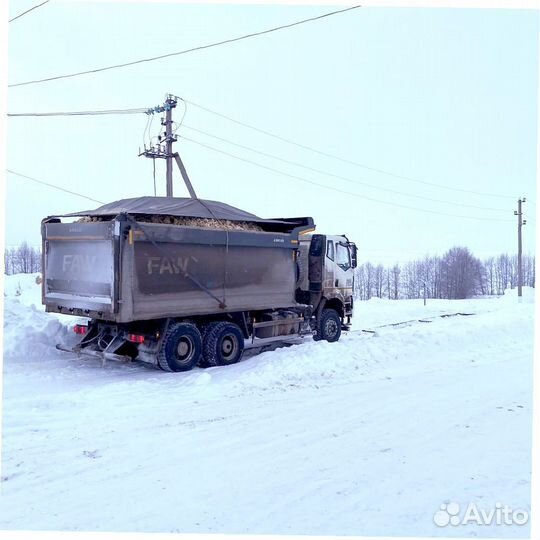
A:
164,97,175,197
139,94,197,199
514,198,527,297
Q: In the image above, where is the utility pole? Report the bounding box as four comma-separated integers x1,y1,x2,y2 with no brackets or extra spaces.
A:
139,94,197,199
164,97,175,197
514,197,527,297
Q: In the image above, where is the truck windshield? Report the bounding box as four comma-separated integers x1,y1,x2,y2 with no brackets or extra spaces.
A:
336,243,351,271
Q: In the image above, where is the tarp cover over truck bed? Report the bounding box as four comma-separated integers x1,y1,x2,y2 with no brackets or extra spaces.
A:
52,196,306,232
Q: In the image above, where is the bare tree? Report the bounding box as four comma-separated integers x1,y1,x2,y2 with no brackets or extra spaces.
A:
484,257,495,295
354,247,533,302
391,264,400,299
364,262,375,300
374,264,384,298
354,264,367,300
437,247,482,299
4,242,41,275
522,254,535,288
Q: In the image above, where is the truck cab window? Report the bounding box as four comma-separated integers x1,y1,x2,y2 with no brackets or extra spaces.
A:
326,240,334,261
336,243,351,270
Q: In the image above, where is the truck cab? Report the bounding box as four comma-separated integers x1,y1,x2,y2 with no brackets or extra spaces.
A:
296,234,357,339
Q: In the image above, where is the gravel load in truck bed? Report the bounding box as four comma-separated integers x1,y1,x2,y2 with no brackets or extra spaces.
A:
76,215,264,231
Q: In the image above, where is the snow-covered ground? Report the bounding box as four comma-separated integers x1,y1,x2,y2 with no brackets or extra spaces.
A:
0,273,535,536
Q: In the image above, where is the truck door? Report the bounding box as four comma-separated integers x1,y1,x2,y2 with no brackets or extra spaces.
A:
334,240,354,290
325,239,335,289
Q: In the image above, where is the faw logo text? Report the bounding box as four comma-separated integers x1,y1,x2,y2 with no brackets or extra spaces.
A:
62,254,97,272
147,256,199,275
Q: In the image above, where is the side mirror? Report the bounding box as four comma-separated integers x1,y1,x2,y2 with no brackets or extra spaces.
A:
350,243,357,269
309,234,325,257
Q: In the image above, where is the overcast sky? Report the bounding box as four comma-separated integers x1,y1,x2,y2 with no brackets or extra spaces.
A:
5,2,538,264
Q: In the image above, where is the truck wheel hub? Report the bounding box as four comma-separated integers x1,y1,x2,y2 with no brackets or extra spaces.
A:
221,336,237,359
177,337,193,360
325,320,338,336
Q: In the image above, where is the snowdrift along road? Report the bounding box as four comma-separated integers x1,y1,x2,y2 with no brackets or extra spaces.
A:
0,273,535,537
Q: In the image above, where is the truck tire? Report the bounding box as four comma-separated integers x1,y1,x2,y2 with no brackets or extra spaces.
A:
316,309,342,343
157,322,202,372
202,321,244,367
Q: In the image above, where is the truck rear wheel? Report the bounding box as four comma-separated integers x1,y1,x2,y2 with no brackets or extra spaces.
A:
316,309,342,343
157,322,202,372
202,321,244,367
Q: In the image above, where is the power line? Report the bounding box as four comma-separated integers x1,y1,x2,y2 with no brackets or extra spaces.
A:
9,0,49,23
184,99,516,201
7,107,148,117
180,136,513,223
6,102,528,214
7,170,105,204
181,124,508,214
8,99,530,207
9,5,361,88
8,102,528,211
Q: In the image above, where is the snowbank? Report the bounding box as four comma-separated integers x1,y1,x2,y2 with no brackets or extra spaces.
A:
2,273,83,361
501,285,535,303
1,273,535,392
3,272,43,309
2,299,74,361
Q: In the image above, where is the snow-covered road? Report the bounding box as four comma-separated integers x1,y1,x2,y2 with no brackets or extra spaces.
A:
0,275,534,536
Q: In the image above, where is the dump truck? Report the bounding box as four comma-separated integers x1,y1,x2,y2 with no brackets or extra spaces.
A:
42,197,357,371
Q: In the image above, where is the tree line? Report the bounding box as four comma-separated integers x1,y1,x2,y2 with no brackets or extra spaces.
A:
4,243,41,275
2,242,536,300
355,247,535,300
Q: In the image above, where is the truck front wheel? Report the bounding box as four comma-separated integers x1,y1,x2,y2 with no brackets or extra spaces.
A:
157,322,202,372
316,309,342,342
202,321,244,367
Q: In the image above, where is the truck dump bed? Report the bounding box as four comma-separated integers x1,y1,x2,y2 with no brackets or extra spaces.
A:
42,197,314,323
